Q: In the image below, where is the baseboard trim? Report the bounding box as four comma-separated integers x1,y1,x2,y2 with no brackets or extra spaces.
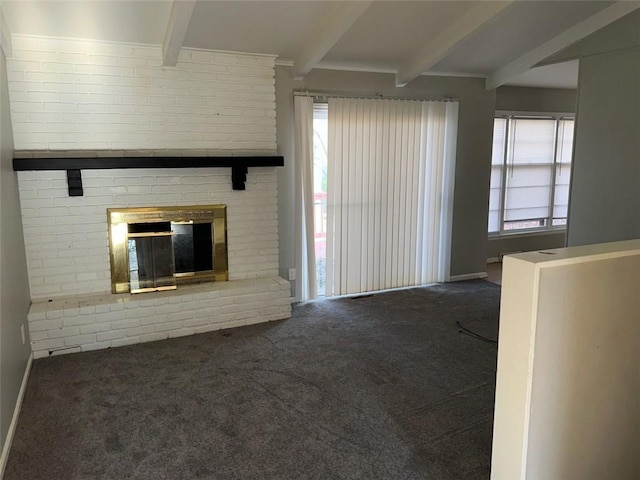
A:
0,353,33,478
487,257,501,264
448,272,488,282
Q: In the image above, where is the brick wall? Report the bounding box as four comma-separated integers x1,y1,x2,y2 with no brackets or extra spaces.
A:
28,277,291,359
18,167,279,299
6,35,290,356
6,35,276,152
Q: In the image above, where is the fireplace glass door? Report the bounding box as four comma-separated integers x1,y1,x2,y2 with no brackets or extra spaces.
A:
128,222,177,293
171,222,214,276
108,205,228,294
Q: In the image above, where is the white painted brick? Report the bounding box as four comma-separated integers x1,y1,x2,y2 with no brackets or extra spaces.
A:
30,331,49,342
26,277,290,355
168,329,194,339
182,317,211,328
127,325,155,337
211,318,248,330
155,321,183,332
65,334,97,346
111,318,140,330
110,302,125,312
29,318,63,332
13,36,288,354
32,338,65,351
97,330,126,342
48,327,80,338
63,315,97,327
111,337,141,348
24,72,58,82
80,323,110,334
8,36,275,151
237,310,261,322
45,309,64,319
140,332,169,343
81,342,112,353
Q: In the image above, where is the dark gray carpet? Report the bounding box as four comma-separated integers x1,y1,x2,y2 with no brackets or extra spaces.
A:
5,280,500,480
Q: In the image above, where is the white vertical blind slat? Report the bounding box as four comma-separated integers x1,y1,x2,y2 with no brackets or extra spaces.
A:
325,97,457,296
373,101,384,292
293,96,317,300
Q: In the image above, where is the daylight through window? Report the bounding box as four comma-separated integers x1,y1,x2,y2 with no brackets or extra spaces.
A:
488,114,574,234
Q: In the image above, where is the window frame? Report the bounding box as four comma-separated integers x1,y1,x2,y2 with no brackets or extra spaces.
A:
489,111,575,237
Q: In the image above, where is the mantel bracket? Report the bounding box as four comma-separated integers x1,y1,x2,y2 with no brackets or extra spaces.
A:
66,169,83,196
231,166,248,190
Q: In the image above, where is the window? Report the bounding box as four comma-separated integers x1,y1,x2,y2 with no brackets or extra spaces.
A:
313,103,328,296
488,114,574,234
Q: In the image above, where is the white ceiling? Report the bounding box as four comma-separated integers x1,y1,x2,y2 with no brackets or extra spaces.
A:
2,0,639,89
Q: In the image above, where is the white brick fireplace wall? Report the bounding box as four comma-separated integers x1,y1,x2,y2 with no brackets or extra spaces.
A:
17,167,280,299
6,36,291,358
7,35,276,151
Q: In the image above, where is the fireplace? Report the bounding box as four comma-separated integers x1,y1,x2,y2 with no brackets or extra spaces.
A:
108,205,228,294
17,166,290,359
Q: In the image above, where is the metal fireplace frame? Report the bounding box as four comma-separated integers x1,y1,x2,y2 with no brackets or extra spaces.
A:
107,205,228,294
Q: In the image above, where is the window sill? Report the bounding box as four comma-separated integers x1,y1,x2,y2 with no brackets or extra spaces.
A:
488,228,566,240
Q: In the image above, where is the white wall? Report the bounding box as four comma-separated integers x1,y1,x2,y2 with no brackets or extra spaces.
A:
7,35,276,152
492,240,640,479
0,46,32,468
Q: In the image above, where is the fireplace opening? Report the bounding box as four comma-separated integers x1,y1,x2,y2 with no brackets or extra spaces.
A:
108,206,228,294
127,222,176,293
172,222,214,274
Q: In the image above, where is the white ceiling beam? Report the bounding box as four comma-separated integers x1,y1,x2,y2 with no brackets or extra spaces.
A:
162,0,197,67
395,1,514,87
292,1,373,79
0,5,13,57
486,1,640,90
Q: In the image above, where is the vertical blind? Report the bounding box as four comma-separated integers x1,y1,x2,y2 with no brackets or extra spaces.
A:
293,96,317,299
324,97,458,296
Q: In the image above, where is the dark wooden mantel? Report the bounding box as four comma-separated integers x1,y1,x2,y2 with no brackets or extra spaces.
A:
13,155,285,195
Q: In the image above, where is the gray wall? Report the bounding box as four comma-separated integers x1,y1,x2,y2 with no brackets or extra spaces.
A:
543,9,640,66
541,10,640,246
567,47,640,246
276,67,497,285
487,231,566,259
0,47,32,454
496,85,576,113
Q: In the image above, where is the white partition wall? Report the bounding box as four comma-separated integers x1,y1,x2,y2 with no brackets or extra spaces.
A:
492,240,640,480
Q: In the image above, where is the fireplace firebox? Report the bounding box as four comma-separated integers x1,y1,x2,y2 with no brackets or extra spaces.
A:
108,206,228,294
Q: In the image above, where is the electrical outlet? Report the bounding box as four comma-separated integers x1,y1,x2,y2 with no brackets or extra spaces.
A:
288,268,296,281
21,324,26,345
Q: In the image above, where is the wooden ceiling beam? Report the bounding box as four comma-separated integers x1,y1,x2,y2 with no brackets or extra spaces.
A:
395,1,514,87
162,0,197,67
292,1,373,80
486,1,640,90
